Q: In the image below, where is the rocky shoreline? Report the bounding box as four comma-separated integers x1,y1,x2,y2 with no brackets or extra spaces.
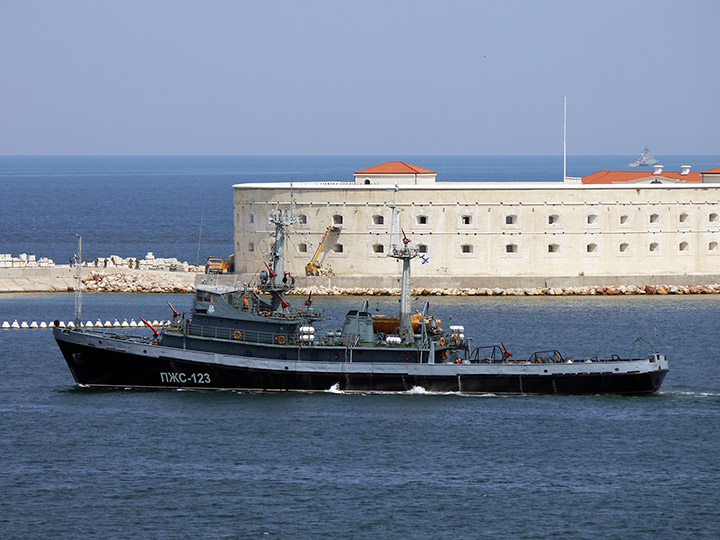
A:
288,284,720,296
72,273,720,296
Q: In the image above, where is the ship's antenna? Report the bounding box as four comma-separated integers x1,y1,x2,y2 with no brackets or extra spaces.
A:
74,234,82,326
563,96,567,182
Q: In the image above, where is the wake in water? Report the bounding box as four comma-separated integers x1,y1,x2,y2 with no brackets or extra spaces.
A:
324,383,502,397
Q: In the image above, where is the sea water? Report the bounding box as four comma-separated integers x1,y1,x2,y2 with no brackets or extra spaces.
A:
0,292,719,539
1,156,720,538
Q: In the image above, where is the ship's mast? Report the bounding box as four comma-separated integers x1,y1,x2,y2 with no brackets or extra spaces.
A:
387,186,417,344
74,234,82,326
262,205,297,311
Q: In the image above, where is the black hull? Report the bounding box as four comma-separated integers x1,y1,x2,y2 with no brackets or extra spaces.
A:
56,336,667,395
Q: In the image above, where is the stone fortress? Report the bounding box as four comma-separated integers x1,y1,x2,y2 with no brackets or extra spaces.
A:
232,162,720,288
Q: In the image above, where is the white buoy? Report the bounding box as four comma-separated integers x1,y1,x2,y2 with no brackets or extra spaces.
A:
30,321,39,328
20,321,29,328
40,322,48,328
2,321,9,329
130,319,138,327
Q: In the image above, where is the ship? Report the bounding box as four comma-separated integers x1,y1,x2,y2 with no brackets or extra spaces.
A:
53,198,668,395
629,146,659,167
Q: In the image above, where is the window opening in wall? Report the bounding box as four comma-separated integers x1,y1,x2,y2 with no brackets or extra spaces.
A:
506,244,517,253
418,244,428,253
461,244,473,253
619,243,629,253
249,214,255,224
586,243,597,253
649,242,659,252
298,214,307,224
364,179,370,185
710,213,718,223
548,214,559,225
679,213,688,223
505,215,517,225
298,243,307,253
333,244,344,253
548,244,559,253
332,215,343,225
372,215,384,225
372,244,384,253
679,241,689,252
710,241,718,251
248,242,254,252
416,215,428,225
649,213,660,224
587,214,598,225
462,215,472,225
620,215,629,225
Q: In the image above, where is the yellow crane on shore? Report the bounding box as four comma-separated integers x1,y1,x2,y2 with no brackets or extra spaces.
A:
305,226,339,276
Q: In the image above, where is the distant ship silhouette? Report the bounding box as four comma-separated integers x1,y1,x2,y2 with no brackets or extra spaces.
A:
629,147,659,167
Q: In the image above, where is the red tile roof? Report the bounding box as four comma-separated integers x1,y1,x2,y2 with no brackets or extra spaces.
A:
354,161,436,175
582,170,701,184
703,167,720,174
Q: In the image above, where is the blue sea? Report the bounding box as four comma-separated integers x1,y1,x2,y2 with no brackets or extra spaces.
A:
1,156,720,539
1,155,719,265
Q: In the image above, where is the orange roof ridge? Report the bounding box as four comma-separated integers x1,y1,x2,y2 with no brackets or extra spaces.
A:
354,161,436,175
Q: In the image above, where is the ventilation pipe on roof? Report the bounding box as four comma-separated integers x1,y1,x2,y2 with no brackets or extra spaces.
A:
681,165,691,176
653,165,664,175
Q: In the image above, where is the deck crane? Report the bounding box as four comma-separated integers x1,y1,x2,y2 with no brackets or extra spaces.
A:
305,226,339,276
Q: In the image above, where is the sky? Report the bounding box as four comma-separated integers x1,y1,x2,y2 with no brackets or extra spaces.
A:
1,0,718,156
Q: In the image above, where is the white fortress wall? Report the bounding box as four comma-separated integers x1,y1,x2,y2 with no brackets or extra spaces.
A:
233,182,720,279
